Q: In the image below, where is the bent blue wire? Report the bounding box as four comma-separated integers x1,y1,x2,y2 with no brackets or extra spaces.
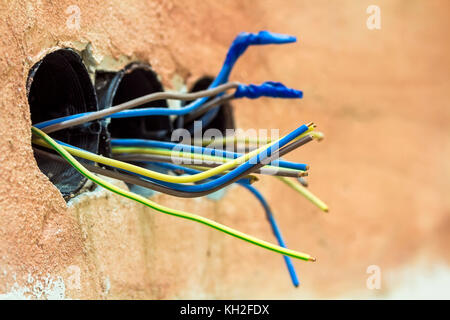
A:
234,81,303,99
110,138,308,171
146,162,299,287
197,81,303,128
239,183,300,287
177,31,297,124
217,31,296,85
112,124,309,193
186,31,299,129
35,31,298,129
185,80,304,132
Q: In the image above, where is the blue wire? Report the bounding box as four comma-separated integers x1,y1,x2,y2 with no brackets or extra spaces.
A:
52,123,308,194
193,31,297,126
35,31,298,129
114,124,309,193
174,31,296,122
110,138,308,171
193,32,297,127
146,161,299,287
180,82,305,133
239,183,300,287
51,128,302,286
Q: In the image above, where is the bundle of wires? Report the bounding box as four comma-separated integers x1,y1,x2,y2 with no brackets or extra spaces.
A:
31,31,329,287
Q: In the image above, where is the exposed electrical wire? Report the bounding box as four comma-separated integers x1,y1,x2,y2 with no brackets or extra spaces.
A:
114,154,306,178
111,147,308,173
29,30,331,287
110,135,314,195
183,93,234,123
179,31,298,129
34,148,259,198
34,146,307,287
37,82,240,133
33,123,311,185
32,126,316,262
37,32,302,134
193,131,324,147
240,183,300,287
39,80,303,134
33,132,314,196
138,160,301,287
110,136,314,171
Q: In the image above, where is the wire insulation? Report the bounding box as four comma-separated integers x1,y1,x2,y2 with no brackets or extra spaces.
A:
240,183,300,287
31,126,315,261
39,82,241,133
111,137,311,171
278,177,329,212
33,124,310,184
114,154,305,178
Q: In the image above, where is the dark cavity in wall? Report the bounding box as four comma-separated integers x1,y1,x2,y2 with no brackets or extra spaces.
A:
27,48,100,200
95,62,172,197
95,62,172,143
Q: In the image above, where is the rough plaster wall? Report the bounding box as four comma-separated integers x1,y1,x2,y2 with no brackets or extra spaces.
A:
0,0,449,299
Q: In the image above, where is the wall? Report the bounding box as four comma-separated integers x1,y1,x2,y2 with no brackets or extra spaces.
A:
0,0,449,299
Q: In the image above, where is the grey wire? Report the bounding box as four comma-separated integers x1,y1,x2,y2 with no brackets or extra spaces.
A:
298,177,308,187
42,82,241,134
33,134,313,198
113,153,307,178
182,93,235,123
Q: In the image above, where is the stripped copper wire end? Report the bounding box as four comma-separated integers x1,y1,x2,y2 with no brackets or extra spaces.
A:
299,171,308,178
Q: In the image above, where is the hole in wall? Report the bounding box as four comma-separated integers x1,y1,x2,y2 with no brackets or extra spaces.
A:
96,62,172,142
94,70,118,158
27,48,100,199
95,62,172,197
176,76,235,136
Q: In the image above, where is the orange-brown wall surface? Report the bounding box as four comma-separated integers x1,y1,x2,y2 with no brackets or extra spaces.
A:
0,0,449,299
